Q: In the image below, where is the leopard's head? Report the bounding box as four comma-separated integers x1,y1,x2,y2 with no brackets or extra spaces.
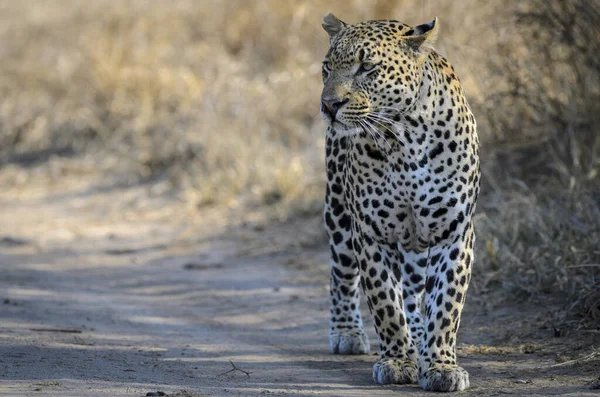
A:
320,14,439,131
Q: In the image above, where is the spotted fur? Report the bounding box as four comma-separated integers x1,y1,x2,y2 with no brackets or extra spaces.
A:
321,14,480,392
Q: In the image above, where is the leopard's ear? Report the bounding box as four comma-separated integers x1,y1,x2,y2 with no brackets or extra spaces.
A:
404,17,439,53
322,13,347,39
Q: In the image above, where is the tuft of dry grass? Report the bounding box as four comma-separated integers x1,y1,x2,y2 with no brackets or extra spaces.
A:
475,186,600,303
0,0,598,322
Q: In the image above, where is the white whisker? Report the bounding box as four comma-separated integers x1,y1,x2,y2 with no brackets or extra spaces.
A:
366,114,404,143
366,118,395,145
360,119,392,150
358,120,382,151
363,119,392,150
369,113,411,135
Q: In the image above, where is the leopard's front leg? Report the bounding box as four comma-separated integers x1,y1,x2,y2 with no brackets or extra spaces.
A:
418,221,475,392
353,228,418,385
399,248,428,352
326,209,369,355
325,132,369,355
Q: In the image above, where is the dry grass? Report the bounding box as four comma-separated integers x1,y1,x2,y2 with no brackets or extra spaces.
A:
0,0,494,208
0,0,598,322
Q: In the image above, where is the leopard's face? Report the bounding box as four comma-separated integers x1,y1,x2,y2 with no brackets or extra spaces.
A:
321,16,438,131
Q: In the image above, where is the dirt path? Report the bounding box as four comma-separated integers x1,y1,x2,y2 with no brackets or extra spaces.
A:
0,184,598,396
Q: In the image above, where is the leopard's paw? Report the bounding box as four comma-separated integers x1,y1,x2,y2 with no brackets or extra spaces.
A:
418,364,470,392
372,358,418,385
329,329,369,355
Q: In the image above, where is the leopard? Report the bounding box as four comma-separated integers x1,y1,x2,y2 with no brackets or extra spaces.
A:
320,13,480,392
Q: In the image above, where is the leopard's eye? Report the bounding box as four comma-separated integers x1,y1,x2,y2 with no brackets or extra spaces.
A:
357,62,377,74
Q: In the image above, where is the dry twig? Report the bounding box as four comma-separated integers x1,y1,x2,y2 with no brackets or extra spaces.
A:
549,350,599,368
29,328,82,334
217,360,252,377
566,264,600,269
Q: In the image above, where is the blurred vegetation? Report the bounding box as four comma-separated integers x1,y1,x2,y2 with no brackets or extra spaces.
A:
0,0,598,323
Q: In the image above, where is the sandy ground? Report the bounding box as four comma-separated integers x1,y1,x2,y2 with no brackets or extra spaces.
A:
0,180,599,397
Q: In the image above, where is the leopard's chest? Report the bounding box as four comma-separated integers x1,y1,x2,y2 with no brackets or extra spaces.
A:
343,134,479,251
343,139,413,246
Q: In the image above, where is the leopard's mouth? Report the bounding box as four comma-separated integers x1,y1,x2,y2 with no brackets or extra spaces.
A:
320,105,347,127
320,103,366,134
321,102,335,121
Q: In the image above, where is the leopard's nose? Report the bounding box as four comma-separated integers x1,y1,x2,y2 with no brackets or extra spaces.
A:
321,97,349,119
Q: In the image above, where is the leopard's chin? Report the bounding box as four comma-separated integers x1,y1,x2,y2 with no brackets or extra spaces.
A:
332,121,362,136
